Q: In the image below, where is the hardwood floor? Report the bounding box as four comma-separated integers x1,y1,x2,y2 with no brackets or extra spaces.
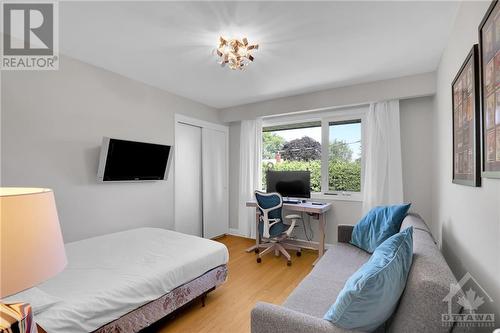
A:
149,235,316,333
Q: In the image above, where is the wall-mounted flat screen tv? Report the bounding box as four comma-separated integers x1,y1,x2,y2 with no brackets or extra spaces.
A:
97,137,173,182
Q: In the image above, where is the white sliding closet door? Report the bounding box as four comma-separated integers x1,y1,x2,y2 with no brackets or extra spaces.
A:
202,128,229,239
174,123,203,237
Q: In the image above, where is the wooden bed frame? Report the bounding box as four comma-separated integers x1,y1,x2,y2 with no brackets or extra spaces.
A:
37,265,228,333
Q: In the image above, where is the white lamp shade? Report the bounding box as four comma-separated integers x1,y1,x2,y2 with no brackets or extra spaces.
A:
1,188,67,298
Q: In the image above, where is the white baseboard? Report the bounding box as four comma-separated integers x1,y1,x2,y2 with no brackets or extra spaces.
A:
325,242,335,249
291,237,336,250
228,228,249,238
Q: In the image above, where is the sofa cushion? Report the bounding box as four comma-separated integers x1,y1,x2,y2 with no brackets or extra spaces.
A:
350,204,411,253
400,212,433,236
324,227,413,331
270,213,461,333
387,214,462,333
283,243,370,318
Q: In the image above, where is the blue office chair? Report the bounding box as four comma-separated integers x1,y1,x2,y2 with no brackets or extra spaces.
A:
254,190,302,266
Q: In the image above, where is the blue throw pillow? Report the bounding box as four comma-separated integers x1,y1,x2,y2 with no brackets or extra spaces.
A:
350,203,411,253
324,227,413,331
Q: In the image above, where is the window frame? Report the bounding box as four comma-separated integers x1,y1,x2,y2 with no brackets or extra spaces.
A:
262,106,367,202
320,111,366,201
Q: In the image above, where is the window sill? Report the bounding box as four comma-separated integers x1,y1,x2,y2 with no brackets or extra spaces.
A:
310,192,363,202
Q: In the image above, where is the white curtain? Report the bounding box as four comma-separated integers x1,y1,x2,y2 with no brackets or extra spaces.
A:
362,100,404,214
238,118,262,238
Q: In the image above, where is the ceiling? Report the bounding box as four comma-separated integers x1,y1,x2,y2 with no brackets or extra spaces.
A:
60,1,459,109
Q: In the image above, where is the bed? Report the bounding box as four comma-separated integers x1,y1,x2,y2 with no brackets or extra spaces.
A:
19,227,228,333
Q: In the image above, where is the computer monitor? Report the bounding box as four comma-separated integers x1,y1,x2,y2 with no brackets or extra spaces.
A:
266,170,311,198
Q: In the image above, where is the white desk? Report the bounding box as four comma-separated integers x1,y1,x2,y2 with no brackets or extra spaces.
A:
245,200,332,265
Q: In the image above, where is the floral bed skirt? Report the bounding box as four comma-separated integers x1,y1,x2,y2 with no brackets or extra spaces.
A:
94,265,228,333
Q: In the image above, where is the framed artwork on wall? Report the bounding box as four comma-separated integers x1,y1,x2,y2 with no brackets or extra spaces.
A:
452,45,481,186
479,0,500,178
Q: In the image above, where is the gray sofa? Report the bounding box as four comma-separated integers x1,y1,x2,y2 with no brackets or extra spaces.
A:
251,213,462,333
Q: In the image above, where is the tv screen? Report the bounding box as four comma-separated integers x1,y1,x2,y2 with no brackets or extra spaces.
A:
97,137,172,181
266,170,311,198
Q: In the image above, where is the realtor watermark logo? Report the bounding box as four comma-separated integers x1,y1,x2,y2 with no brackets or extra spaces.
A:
442,272,495,328
1,1,59,70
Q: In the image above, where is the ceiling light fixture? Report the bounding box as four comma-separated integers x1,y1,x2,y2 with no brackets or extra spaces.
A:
216,36,259,70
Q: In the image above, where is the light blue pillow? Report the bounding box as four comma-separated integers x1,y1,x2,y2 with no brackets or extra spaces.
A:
324,227,413,331
350,203,411,253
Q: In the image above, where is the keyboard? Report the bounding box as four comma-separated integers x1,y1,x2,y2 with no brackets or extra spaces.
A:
283,199,301,204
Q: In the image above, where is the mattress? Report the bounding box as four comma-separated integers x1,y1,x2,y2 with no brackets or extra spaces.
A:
32,227,229,333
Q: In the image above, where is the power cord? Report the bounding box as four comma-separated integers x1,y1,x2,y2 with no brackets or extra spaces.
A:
301,212,309,241
308,214,314,240
288,212,315,242
301,212,314,241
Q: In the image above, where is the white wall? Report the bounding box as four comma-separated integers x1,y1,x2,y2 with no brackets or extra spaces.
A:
1,55,220,243
400,96,434,224
1,53,433,246
220,72,436,122
228,96,434,244
432,0,500,320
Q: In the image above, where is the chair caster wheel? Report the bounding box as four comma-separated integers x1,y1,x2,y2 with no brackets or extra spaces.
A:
287,260,292,266
254,249,259,254
296,251,302,257
257,258,262,263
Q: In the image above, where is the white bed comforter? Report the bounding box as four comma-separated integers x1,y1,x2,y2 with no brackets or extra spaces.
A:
34,228,229,333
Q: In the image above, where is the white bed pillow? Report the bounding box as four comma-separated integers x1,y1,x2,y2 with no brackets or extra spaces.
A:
2,287,62,315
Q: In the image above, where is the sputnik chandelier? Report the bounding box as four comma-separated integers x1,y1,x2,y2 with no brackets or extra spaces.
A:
216,36,259,70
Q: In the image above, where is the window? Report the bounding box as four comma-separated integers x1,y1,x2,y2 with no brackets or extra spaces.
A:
327,120,362,193
262,110,364,200
262,122,322,192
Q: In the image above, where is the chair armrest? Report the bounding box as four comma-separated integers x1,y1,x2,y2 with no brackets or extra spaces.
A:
337,225,354,243
251,302,341,333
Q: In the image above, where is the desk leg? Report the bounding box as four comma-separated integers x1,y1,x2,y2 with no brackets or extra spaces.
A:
245,209,260,253
313,212,327,266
